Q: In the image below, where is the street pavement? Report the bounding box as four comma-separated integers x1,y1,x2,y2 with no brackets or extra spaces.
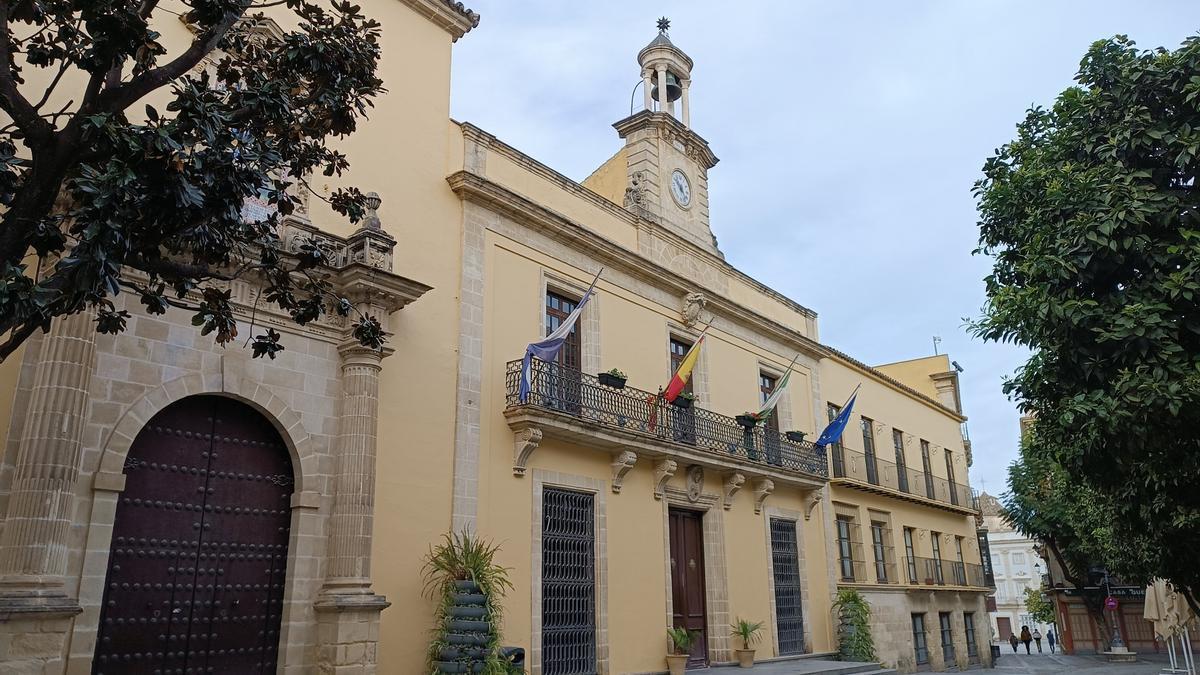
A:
994,649,1174,673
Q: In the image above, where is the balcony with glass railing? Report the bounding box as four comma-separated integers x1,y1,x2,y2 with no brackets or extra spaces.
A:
503,357,828,489
828,445,979,514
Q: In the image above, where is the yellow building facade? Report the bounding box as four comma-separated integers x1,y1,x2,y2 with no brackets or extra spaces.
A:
0,2,989,674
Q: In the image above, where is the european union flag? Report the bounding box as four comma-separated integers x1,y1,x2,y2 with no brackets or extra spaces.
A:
815,386,860,448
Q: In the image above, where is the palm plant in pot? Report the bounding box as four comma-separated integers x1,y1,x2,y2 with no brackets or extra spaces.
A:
423,531,519,674
730,618,764,668
665,627,699,675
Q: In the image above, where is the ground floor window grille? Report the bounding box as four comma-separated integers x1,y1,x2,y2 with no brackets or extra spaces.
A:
912,614,929,665
964,612,979,660
542,488,597,675
939,612,955,665
770,518,805,655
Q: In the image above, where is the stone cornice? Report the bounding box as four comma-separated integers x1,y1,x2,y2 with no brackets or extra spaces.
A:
447,169,827,362
454,121,818,321
824,346,968,423
613,110,718,170
398,0,479,41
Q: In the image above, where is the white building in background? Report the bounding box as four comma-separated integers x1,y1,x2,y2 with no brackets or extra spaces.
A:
979,492,1055,643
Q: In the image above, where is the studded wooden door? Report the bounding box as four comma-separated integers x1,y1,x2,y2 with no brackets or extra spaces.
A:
94,395,294,675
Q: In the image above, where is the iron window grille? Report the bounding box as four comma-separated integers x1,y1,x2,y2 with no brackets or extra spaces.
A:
939,612,955,665
964,612,979,660
912,614,929,665
542,488,597,675
769,518,806,655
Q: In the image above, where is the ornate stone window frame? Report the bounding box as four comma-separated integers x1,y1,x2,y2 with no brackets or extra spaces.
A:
661,483,731,664
762,506,814,657
530,469,610,675
538,268,602,376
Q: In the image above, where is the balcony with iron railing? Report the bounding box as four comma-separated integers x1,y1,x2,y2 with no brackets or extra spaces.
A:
834,552,987,589
828,446,979,514
503,358,828,492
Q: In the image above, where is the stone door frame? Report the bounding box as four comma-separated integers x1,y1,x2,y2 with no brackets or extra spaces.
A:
67,369,325,674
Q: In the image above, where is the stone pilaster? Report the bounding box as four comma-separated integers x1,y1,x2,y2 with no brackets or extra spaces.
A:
0,311,95,610
0,313,94,674
316,342,390,673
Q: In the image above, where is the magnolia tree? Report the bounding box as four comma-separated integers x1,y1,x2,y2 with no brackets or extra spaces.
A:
975,34,1200,611
0,0,387,362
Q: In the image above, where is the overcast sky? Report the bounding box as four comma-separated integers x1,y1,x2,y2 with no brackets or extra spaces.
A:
445,1,1200,496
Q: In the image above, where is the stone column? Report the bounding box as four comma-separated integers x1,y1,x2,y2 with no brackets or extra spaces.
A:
0,312,94,673
656,65,669,115
642,68,653,111
316,341,391,673
0,311,96,608
681,78,691,127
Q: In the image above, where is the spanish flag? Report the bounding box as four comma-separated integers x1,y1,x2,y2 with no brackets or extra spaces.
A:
663,329,707,403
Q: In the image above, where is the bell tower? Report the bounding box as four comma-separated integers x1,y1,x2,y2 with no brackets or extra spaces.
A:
616,18,720,255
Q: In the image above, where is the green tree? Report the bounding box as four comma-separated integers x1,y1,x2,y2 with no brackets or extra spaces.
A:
974,33,1200,612
0,0,387,361
1023,587,1056,626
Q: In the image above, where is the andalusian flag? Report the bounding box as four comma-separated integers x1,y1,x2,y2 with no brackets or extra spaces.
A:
756,354,799,422
663,328,707,403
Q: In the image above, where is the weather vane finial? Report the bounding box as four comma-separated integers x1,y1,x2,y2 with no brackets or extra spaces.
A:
657,16,670,34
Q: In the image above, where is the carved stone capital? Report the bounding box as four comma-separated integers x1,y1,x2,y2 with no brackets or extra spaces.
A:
722,472,745,510
803,487,823,521
653,459,677,500
610,451,638,493
512,427,544,476
753,478,775,515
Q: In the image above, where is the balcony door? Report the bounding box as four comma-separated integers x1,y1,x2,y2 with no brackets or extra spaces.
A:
669,509,708,667
892,429,910,493
760,372,781,465
945,448,959,505
544,290,582,413
668,337,697,444
920,440,935,499
861,417,878,485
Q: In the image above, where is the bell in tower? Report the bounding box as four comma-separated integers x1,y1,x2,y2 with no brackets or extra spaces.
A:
639,17,694,127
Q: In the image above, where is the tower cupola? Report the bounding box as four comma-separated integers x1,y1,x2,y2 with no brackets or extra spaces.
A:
638,17,694,127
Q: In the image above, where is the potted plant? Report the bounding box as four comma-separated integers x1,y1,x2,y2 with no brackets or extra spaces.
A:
423,531,519,674
730,618,764,668
735,413,760,429
598,368,627,389
671,391,695,409
785,430,807,443
665,627,698,675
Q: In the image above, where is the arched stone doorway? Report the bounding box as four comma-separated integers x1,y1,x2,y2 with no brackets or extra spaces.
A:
93,395,294,674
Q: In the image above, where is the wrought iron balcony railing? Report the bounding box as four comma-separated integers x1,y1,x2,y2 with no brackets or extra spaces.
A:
906,556,988,588
829,446,979,512
504,358,828,479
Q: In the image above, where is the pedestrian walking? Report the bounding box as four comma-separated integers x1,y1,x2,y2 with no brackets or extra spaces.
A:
1033,628,1042,652
1009,633,1019,652
1047,628,1057,654
1020,626,1033,654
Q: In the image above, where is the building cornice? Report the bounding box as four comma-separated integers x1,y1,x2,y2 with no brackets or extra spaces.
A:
398,0,479,41
455,121,816,321
447,169,827,361
613,111,718,170
823,346,968,423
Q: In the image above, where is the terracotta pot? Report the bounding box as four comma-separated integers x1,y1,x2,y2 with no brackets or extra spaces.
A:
736,649,755,668
666,653,689,675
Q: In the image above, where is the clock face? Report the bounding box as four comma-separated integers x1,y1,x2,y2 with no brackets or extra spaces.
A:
670,169,691,207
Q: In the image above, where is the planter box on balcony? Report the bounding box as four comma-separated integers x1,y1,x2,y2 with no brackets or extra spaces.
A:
597,372,627,389
785,431,807,442
671,397,693,410
735,415,759,429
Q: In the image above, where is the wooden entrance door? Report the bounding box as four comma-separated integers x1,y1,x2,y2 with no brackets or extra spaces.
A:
94,395,294,674
669,508,708,667
997,616,1012,641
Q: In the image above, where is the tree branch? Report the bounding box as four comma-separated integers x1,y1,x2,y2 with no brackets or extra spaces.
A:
93,8,245,114
0,3,54,142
